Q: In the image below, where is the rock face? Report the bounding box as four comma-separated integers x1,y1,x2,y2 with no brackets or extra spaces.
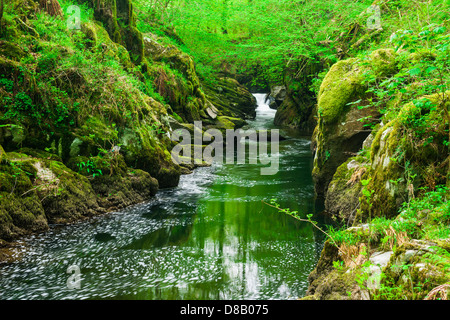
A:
359,92,449,220
325,157,367,225
143,32,207,123
304,45,450,299
203,77,257,120
265,85,286,110
0,0,257,246
304,237,450,300
312,49,397,197
274,56,323,131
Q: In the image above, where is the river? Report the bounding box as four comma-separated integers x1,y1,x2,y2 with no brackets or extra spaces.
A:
0,94,325,300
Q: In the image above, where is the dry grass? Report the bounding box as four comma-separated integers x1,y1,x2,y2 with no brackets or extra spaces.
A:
340,243,368,269
424,284,450,300
346,167,366,186
383,225,409,250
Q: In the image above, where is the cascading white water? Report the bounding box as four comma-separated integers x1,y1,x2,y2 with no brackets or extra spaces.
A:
250,93,277,129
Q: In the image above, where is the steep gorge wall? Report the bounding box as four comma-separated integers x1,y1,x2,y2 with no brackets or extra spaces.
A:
303,46,450,300
0,0,256,245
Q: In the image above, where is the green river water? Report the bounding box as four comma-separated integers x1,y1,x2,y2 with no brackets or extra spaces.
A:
0,94,326,300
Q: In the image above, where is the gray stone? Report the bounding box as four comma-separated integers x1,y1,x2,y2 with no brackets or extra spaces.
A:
366,251,393,290
362,132,374,150
347,159,360,170
370,251,393,268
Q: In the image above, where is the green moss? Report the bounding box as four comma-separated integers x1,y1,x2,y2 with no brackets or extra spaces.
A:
0,145,5,163
317,58,365,124
203,77,256,120
0,155,48,241
81,22,98,48
92,21,132,68
326,157,369,224
368,49,398,77
0,41,31,61
38,158,100,224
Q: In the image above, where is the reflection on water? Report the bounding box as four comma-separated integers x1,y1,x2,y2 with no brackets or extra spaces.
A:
0,94,325,300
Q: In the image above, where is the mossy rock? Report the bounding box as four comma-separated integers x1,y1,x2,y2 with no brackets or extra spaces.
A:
368,48,398,77
306,240,362,300
81,22,98,48
317,58,365,124
143,33,208,122
118,127,181,189
143,33,201,90
0,41,31,61
274,95,317,132
0,156,48,241
66,153,159,210
1,150,102,226
91,21,133,69
83,155,158,210
274,56,323,131
312,100,379,196
29,158,101,224
357,92,449,221
317,49,397,125
380,241,450,300
312,49,399,196
0,145,5,163
203,77,257,120
213,116,245,130
325,157,369,224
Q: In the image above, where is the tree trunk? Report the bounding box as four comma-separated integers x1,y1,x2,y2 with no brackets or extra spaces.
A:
0,0,4,23
39,0,63,17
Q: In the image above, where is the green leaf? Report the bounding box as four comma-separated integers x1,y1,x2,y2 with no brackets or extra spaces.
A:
425,66,437,74
408,67,422,76
433,26,446,34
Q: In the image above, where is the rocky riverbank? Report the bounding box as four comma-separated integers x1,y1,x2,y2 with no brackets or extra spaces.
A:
300,44,450,300
0,0,256,261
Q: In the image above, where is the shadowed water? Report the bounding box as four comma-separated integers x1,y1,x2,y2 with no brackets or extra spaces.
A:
0,94,325,300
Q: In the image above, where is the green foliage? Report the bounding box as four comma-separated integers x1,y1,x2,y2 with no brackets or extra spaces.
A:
362,24,450,121
76,159,103,178
133,0,374,86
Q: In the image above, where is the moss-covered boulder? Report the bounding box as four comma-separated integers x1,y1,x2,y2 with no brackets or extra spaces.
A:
0,144,5,163
143,32,207,122
356,92,449,220
81,21,133,69
0,154,48,241
325,157,369,225
312,49,397,196
0,145,164,242
203,77,257,120
1,150,102,225
34,158,101,224
379,241,450,300
303,240,366,300
67,154,158,211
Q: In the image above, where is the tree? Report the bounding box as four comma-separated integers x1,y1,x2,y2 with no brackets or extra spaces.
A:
0,0,4,25
38,0,63,17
